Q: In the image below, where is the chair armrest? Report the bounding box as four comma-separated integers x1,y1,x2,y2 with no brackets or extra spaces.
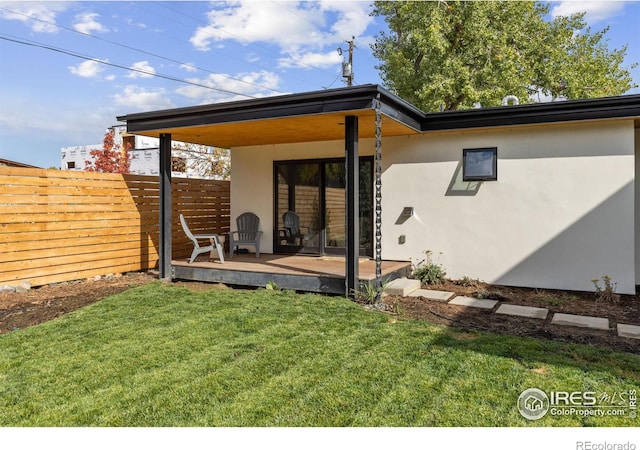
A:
193,234,221,240
193,234,222,244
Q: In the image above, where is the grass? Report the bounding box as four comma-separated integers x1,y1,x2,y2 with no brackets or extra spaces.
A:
0,282,638,427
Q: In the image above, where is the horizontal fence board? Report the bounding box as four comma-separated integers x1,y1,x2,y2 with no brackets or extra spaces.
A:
0,238,158,263
0,167,230,287
0,211,145,224
0,226,158,244
0,233,157,254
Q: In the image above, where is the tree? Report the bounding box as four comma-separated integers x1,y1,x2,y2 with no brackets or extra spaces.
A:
85,128,132,174
170,143,231,180
371,1,637,112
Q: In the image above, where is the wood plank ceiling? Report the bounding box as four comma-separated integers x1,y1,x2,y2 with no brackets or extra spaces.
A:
129,110,420,148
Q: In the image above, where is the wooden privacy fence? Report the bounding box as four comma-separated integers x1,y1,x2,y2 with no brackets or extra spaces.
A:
0,167,230,287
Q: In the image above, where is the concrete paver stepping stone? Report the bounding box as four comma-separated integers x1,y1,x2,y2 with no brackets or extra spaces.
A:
448,296,498,309
551,313,609,330
617,324,640,340
496,304,549,320
408,289,455,302
384,278,421,296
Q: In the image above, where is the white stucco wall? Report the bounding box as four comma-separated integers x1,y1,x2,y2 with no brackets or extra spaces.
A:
635,128,640,286
382,120,636,294
231,119,636,294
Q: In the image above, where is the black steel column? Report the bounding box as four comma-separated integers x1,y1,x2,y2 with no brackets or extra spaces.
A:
159,133,172,280
345,116,359,297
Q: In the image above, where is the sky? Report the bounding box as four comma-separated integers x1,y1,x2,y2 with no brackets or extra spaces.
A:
0,0,639,169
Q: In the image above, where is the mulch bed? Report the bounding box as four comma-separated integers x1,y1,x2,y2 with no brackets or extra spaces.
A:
381,280,640,354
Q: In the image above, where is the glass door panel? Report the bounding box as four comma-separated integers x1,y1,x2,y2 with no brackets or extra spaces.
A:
324,159,372,257
275,163,320,253
358,159,373,256
324,162,346,251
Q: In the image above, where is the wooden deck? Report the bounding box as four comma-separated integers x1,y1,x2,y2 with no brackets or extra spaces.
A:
171,254,411,295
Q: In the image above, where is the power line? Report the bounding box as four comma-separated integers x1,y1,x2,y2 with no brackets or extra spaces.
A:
0,5,283,95
0,33,259,99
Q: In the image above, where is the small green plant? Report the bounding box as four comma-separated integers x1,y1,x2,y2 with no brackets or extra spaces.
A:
475,288,490,299
455,276,480,288
591,275,619,303
393,297,405,316
411,250,446,285
265,281,281,291
352,279,389,304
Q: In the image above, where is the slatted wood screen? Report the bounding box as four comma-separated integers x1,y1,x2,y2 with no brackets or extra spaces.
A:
0,167,230,287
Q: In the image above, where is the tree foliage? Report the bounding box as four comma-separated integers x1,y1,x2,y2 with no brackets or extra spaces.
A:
85,129,132,174
170,143,231,180
371,1,637,112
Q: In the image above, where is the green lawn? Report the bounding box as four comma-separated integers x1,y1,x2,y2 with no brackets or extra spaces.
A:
0,282,638,427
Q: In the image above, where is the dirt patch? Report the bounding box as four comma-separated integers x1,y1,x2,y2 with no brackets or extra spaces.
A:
1,274,638,354
381,280,640,354
0,272,157,334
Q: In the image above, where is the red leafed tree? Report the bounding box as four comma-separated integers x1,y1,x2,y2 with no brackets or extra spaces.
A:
85,129,132,173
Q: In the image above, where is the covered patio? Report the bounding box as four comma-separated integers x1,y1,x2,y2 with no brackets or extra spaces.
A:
117,85,423,296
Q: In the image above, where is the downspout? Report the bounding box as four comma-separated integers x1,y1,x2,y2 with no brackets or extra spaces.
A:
373,94,383,299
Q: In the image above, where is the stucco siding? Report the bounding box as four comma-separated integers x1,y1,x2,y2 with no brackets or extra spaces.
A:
636,128,640,286
382,120,636,294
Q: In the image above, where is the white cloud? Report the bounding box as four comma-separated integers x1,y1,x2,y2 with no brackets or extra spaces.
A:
0,2,69,33
189,1,373,69
180,63,198,73
112,85,175,112
68,60,105,78
73,12,108,34
278,50,341,69
127,61,156,78
551,1,626,24
175,70,282,104
0,91,118,146
125,17,147,29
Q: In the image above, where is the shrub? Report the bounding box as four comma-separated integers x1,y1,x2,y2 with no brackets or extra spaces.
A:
411,250,446,285
455,276,480,287
353,280,389,305
591,275,620,303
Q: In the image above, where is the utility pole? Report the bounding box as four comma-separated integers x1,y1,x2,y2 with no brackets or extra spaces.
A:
338,37,355,87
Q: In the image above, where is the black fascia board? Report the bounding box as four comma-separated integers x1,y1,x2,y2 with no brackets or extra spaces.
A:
421,94,640,131
117,84,424,133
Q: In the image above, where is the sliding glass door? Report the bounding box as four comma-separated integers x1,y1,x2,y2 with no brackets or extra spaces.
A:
274,157,372,256
275,162,321,253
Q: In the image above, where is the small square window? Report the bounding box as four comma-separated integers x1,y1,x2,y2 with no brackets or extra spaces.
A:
463,147,497,181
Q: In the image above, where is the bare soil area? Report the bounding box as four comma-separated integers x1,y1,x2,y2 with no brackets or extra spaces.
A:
1,274,638,354
382,280,640,354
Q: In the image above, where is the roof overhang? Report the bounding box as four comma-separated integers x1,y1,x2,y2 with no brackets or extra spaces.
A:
116,84,424,148
116,85,640,147
421,94,640,131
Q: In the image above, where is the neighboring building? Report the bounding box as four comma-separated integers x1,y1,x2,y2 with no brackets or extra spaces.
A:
0,158,40,168
117,85,640,295
60,125,229,179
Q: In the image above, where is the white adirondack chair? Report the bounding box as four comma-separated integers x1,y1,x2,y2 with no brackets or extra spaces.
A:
179,214,225,263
